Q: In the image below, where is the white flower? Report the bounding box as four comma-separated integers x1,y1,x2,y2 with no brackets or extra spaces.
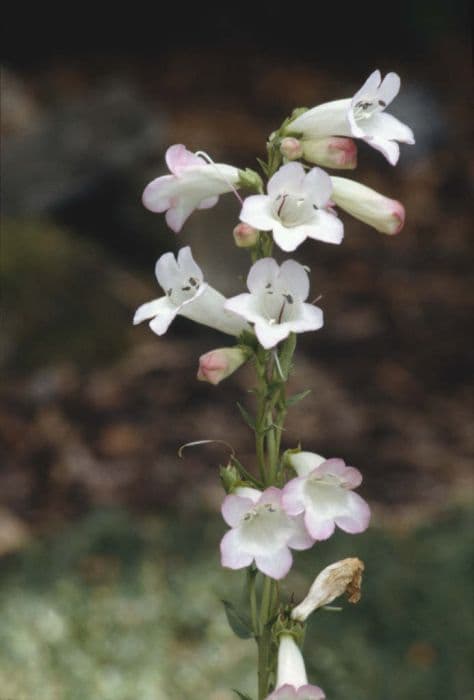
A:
239,163,343,252
282,452,371,540
331,176,405,235
142,144,241,232
220,487,314,580
291,558,365,622
133,246,248,337
266,635,326,700
225,258,323,349
287,70,415,165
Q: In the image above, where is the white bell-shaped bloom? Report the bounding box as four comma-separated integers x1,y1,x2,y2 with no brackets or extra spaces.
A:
142,144,241,232
239,163,343,252
220,487,314,580
287,70,415,165
225,258,323,349
266,635,326,699
133,246,248,337
282,452,371,540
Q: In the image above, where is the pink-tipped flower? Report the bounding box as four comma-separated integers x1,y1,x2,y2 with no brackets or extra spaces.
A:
301,137,357,170
291,558,365,622
282,451,371,541
266,635,326,699
280,137,304,161
330,176,405,234
233,222,259,248
142,144,241,233
197,347,248,385
220,487,314,580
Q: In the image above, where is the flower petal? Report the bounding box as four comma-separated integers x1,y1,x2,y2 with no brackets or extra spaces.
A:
247,257,280,294
224,293,262,324
267,162,306,196
220,529,253,570
289,303,324,334
133,297,170,325
165,144,203,175
377,72,400,106
148,306,179,335
365,136,400,166
287,514,315,551
279,260,310,300
363,112,415,144
254,319,291,349
221,494,255,527
198,195,219,210
142,175,175,213
155,251,181,291
296,685,326,699
304,210,344,245
289,452,327,477
304,512,336,541
272,222,309,252
302,167,333,208
351,69,382,106
177,246,203,281
240,195,275,231
282,477,307,516
255,547,293,579
165,200,196,233
335,492,371,533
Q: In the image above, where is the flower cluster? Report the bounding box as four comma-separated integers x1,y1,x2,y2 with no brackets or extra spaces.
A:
134,69,413,699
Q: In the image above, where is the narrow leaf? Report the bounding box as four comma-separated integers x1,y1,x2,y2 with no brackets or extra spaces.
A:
222,600,253,639
286,389,312,407
233,691,254,700
237,402,256,430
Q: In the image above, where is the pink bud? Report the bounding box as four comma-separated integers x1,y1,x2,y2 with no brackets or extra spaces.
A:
280,137,303,161
233,222,259,248
302,137,357,170
197,347,248,385
330,176,405,235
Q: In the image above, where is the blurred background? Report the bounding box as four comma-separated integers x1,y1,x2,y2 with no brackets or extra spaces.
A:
1,2,473,698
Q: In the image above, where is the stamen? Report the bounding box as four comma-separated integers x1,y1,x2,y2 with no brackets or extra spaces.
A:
194,150,244,205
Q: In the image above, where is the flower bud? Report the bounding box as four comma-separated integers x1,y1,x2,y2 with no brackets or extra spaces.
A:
291,558,364,622
238,168,264,192
330,176,405,234
280,137,303,161
197,347,248,385
233,223,259,248
302,137,357,170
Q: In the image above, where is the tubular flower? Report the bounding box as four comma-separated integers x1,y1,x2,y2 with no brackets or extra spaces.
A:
239,162,343,252
282,452,371,540
142,144,241,232
133,246,248,337
220,487,314,580
287,70,415,165
225,258,323,349
330,176,405,234
266,635,326,700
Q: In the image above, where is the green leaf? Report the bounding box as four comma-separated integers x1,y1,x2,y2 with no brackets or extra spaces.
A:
233,691,254,700
256,157,269,176
237,402,256,430
222,600,253,639
286,389,312,407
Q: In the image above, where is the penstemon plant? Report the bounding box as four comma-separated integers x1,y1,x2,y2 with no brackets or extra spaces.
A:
134,69,414,699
